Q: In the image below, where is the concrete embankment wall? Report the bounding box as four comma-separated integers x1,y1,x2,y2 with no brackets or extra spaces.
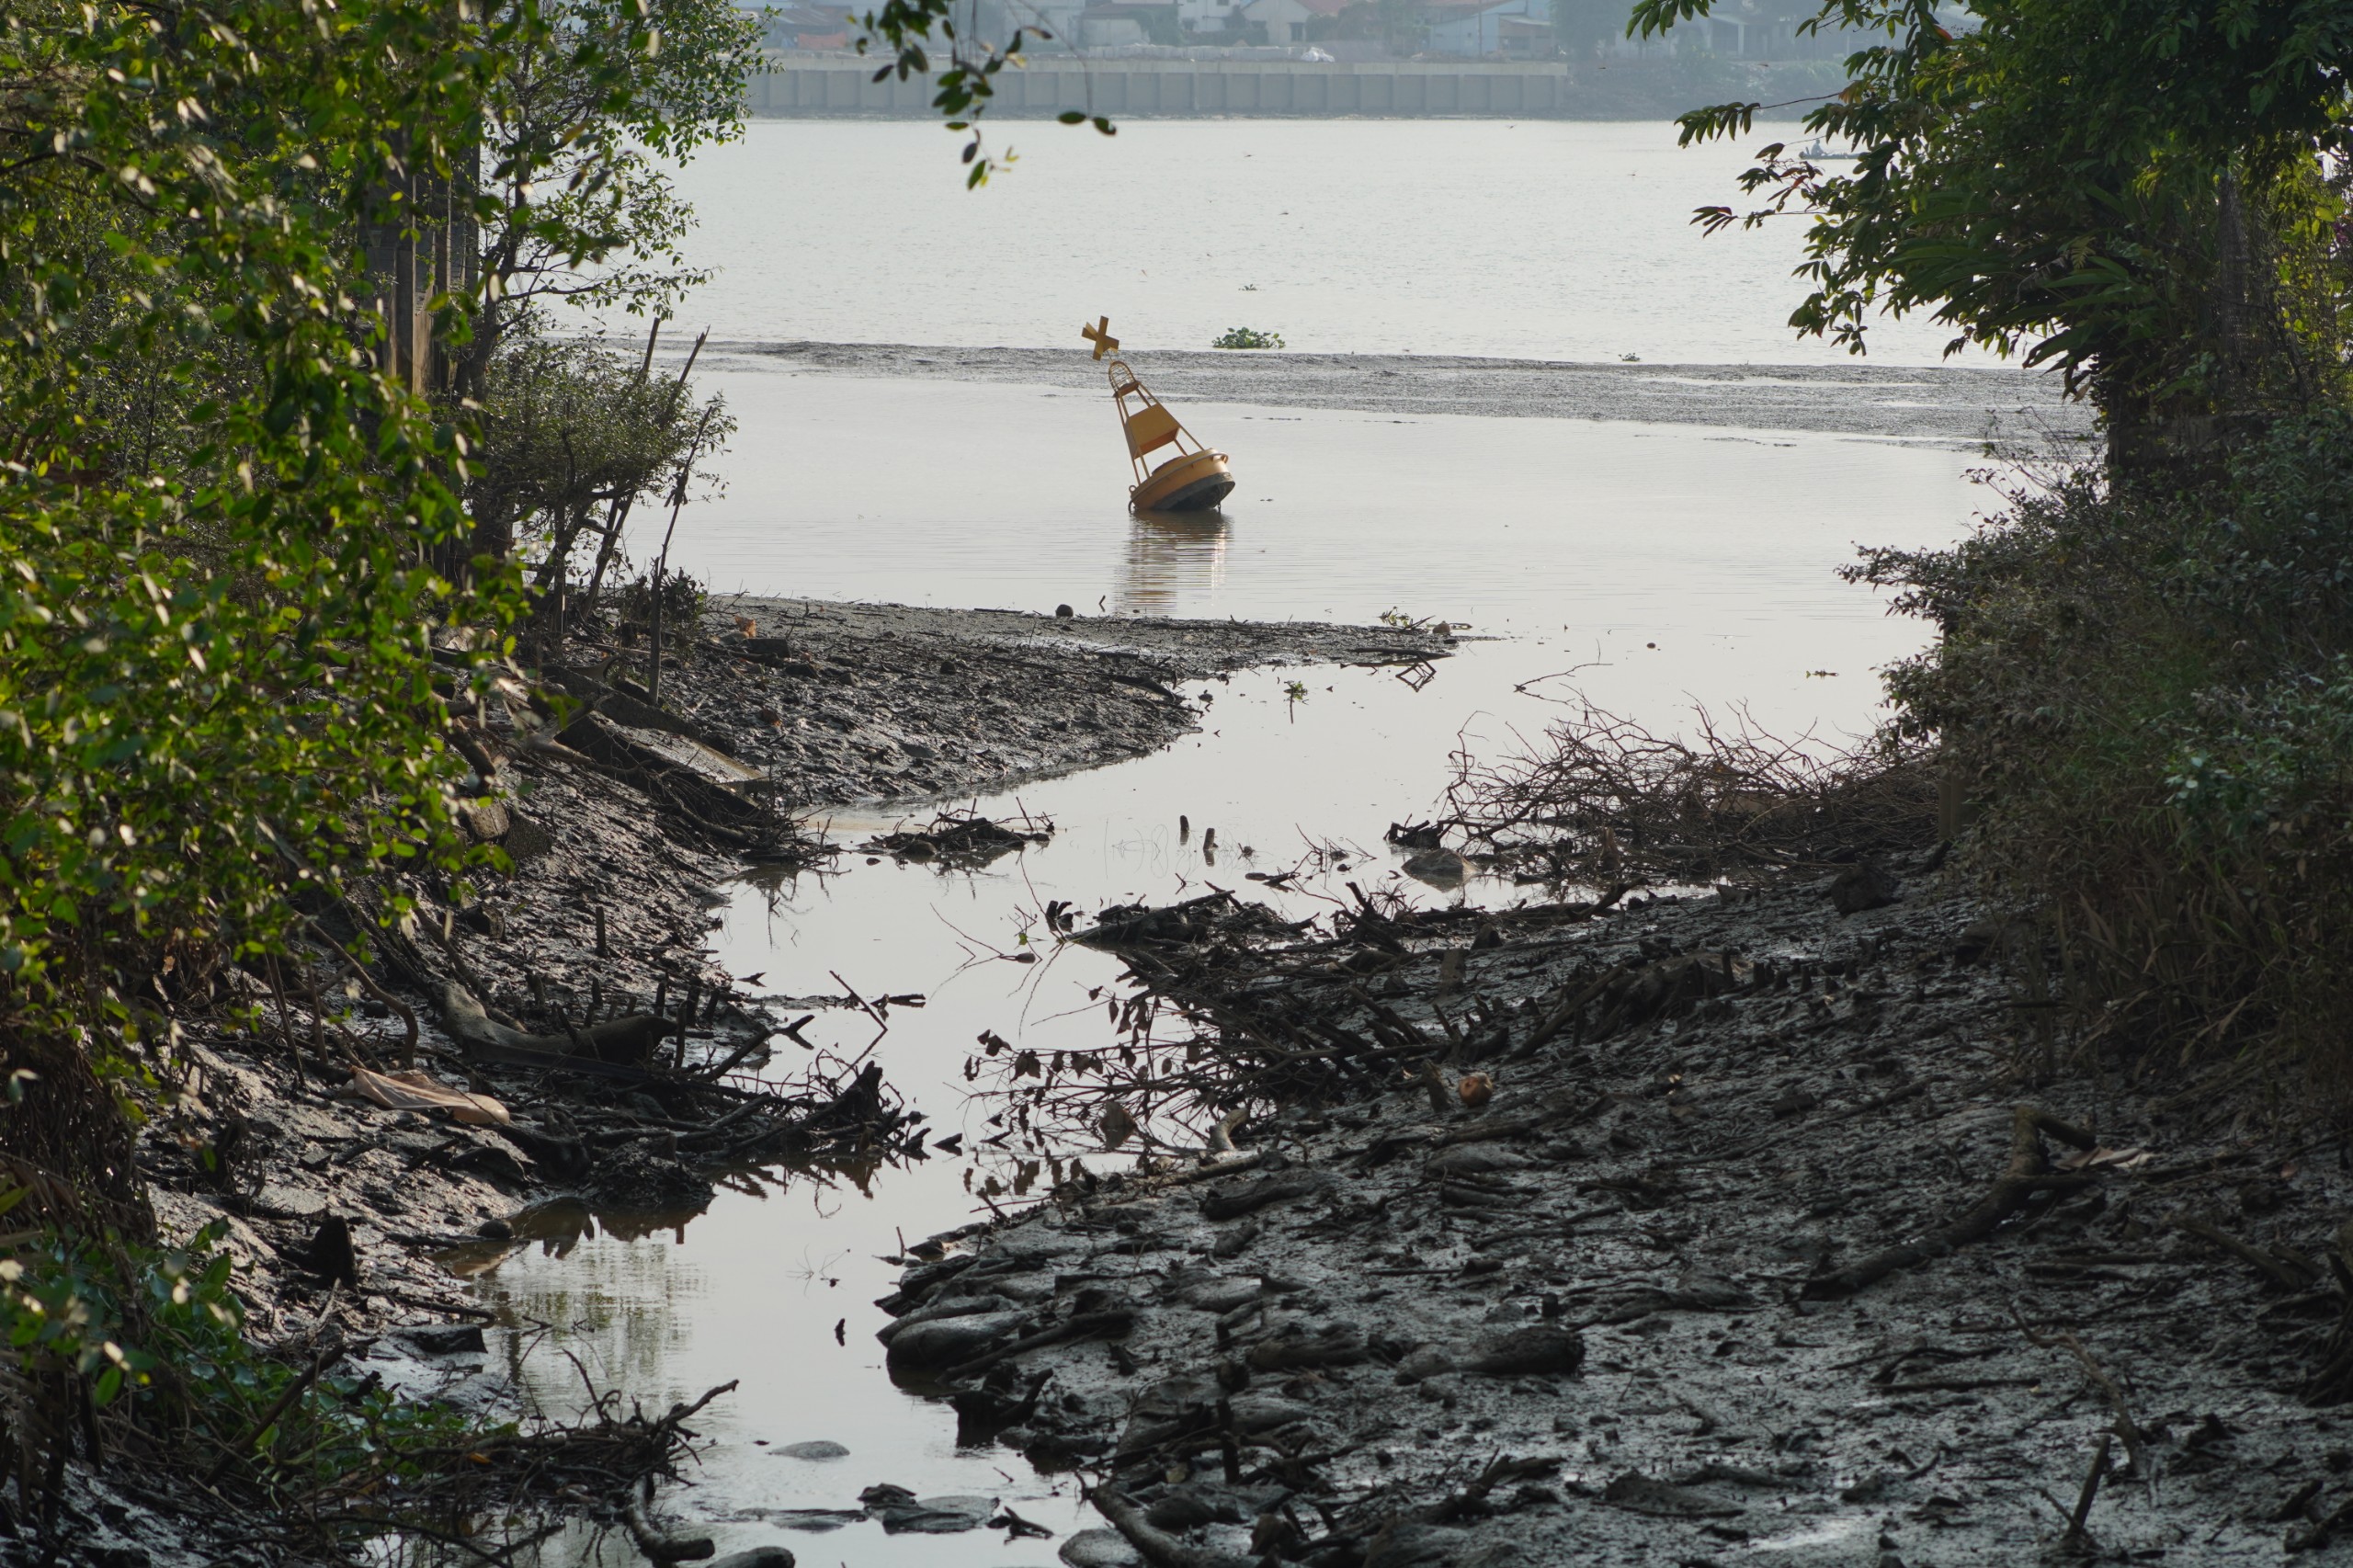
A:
753,57,1609,117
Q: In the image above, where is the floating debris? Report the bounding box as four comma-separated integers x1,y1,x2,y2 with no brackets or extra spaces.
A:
862,813,1052,865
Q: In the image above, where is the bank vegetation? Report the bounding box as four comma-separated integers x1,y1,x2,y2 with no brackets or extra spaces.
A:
1560,0,2353,1104
0,0,998,1551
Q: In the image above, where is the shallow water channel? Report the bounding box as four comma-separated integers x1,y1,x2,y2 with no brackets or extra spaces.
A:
474,119,2020,1566
470,404,1991,1567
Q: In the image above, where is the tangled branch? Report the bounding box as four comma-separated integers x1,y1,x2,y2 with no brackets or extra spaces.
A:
1445,700,1938,888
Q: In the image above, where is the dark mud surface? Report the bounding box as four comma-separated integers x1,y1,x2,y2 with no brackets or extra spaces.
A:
882,864,2353,1566
710,341,2095,449
652,596,1454,805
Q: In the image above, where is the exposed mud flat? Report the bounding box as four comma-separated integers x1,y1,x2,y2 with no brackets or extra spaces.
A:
881,861,2353,1566
711,342,2094,449
657,597,1455,806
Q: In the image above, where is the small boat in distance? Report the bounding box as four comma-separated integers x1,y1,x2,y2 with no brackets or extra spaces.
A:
1083,317,1234,513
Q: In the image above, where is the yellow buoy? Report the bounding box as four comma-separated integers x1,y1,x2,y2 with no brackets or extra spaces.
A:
1083,318,1235,514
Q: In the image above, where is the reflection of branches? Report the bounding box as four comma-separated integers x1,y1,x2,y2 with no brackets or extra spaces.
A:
1512,642,1610,695
785,1247,848,1288
1393,661,1439,691
964,892,1447,1167
933,907,1039,972
304,1348,736,1560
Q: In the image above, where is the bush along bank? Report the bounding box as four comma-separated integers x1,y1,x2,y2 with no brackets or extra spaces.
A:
1852,410,2353,1096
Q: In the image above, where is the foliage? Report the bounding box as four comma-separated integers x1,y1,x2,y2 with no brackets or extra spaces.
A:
615,568,710,636
468,330,729,597
1212,326,1287,349
0,0,544,1169
855,0,1115,185
0,0,756,1202
1632,0,2353,474
1852,411,2353,1079
0,1214,517,1535
462,0,766,392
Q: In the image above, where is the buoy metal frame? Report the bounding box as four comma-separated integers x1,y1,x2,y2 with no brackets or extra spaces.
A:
1108,358,1235,514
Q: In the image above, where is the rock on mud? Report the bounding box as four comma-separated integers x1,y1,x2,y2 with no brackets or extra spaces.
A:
1060,1528,1144,1568
858,1483,995,1533
775,1439,849,1460
883,1309,1029,1373
1401,846,1473,885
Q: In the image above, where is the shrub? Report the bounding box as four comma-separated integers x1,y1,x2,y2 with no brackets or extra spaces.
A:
1853,410,2353,1082
1211,327,1285,350
615,569,709,640
0,1213,489,1533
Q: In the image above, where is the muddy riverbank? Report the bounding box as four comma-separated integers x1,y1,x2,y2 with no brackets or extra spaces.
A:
881,861,2353,1567
686,597,1457,805
92,601,1450,1563
106,591,2353,1568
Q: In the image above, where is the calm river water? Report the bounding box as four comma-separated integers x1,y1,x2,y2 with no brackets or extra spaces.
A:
480,119,2021,1566
658,119,1972,366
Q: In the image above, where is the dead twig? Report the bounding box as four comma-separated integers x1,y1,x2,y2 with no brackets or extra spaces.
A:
1801,1106,2098,1299
2173,1211,2317,1292
1447,698,1938,887
2063,1433,2112,1553
2011,1302,2152,1499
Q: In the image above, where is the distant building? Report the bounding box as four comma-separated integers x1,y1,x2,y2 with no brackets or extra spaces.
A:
1080,0,1180,45
1025,0,1090,48
1427,0,1550,58
1236,0,1349,44
761,1,854,50
1176,0,1245,36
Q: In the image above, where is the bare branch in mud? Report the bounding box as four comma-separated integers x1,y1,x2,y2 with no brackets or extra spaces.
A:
1801,1106,2098,1300
2012,1303,2152,1495
964,883,1557,1164
1444,699,1939,887
2063,1433,2113,1553
1090,1483,1259,1568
